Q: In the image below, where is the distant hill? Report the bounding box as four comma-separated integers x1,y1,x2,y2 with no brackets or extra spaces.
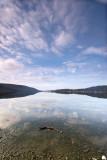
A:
51,85,107,99
0,83,40,99
84,85,107,91
0,84,107,99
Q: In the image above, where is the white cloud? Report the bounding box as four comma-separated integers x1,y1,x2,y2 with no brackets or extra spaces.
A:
55,30,74,47
32,53,44,58
6,65,65,85
17,22,49,51
71,68,76,73
0,0,105,89
0,58,24,73
36,76,53,82
51,46,63,56
63,0,88,34
63,61,87,73
0,44,15,54
0,1,49,52
64,61,87,67
0,2,21,46
53,0,69,22
0,0,88,56
31,66,65,76
0,58,87,86
0,110,20,129
16,54,32,64
77,45,83,49
50,0,87,55
81,46,107,56
0,43,33,64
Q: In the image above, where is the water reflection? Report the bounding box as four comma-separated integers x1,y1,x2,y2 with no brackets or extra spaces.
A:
0,92,107,129
0,93,107,159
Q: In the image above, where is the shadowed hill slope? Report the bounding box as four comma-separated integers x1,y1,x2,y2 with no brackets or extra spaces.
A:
51,85,107,99
0,83,40,99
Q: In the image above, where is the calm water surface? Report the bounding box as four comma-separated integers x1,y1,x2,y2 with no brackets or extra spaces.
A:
0,92,107,160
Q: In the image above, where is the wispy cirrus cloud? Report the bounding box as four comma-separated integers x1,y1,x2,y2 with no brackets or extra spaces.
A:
63,61,87,67
63,61,87,73
5,60,88,86
0,0,88,57
54,31,75,47
0,0,106,89
77,45,83,49
51,30,75,56
51,46,63,56
0,0,49,56
50,0,88,55
81,46,107,56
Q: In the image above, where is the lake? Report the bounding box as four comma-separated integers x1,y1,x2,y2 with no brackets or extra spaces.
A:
0,92,107,160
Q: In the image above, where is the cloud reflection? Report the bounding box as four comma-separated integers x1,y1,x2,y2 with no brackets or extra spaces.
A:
0,93,107,129
0,110,20,129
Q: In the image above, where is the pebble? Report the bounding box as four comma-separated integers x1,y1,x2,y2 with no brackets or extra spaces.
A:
92,158,98,160
102,155,106,160
84,149,91,153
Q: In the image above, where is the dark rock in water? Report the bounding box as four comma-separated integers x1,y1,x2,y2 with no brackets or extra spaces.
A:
39,126,63,133
0,83,40,99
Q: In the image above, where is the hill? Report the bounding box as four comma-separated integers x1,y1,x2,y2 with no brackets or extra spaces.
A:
0,83,40,99
51,85,107,98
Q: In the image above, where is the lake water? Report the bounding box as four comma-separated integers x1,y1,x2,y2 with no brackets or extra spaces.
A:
0,92,107,160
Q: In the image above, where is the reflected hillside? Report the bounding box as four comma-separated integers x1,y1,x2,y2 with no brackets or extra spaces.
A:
77,92,107,99
1,84,107,99
51,85,107,99
0,83,40,99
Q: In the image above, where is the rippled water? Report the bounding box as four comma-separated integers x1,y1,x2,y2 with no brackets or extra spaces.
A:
0,92,107,159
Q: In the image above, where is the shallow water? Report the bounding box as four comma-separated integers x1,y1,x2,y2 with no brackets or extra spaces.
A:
0,92,107,160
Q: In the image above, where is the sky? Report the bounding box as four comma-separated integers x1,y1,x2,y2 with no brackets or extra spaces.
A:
0,0,107,90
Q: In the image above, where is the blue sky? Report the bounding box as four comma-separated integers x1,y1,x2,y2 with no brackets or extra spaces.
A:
0,0,107,90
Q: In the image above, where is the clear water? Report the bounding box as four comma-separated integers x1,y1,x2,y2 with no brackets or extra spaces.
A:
0,92,107,160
